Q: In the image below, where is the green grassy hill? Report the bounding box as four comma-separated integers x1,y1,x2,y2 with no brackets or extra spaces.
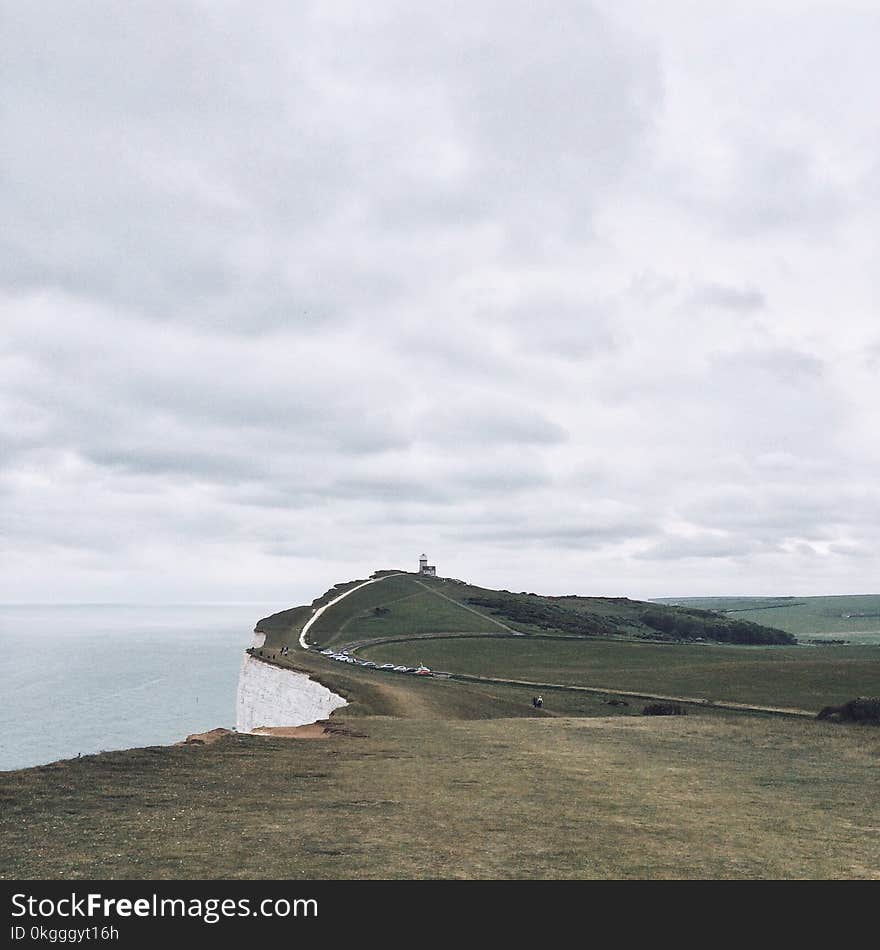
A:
655,594,880,642
4,569,879,881
359,637,880,712
284,572,796,649
304,574,507,648
250,571,877,716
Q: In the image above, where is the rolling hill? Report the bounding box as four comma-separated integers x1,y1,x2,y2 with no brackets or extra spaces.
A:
261,571,797,650
3,568,878,881
250,571,880,715
655,594,880,643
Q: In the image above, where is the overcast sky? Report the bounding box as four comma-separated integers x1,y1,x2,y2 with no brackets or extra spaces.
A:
2,1,878,605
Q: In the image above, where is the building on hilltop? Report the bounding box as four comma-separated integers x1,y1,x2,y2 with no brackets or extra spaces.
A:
418,553,437,576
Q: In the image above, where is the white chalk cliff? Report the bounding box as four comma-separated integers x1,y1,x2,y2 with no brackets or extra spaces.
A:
236,629,347,733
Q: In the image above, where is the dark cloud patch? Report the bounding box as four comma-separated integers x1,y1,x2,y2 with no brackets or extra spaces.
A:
712,347,824,385
1,1,660,331
682,486,880,541
417,402,568,447
489,296,620,360
458,518,654,549
719,145,846,238
863,341,880,370
635,535,758,561
689,284,766,312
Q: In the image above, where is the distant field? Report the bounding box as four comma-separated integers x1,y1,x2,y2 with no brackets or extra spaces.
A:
269,645,666,720
2,715,877,879
656,595,880,642
360,637,880,712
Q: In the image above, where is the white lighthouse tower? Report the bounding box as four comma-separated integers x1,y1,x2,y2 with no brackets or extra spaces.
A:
418,553,437,576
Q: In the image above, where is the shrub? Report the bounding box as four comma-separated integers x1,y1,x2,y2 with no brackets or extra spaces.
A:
817,697,880,724
642,702,687,716
640,608,794,645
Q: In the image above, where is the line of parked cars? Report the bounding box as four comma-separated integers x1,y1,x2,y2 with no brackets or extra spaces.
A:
318,648,432,676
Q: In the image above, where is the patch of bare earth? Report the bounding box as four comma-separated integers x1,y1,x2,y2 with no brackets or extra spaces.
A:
179,728,234,746
252,722,367,739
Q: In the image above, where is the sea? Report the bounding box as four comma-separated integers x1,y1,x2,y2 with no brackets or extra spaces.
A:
0,603,283,772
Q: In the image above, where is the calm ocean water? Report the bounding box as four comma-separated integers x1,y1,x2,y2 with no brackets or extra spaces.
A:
0,603,284,771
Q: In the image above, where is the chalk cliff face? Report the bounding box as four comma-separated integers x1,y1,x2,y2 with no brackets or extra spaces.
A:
236,650,347,734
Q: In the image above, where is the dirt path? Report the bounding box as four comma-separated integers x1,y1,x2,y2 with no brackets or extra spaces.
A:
336,630,818,720
299,572,405,649
451,672,817,719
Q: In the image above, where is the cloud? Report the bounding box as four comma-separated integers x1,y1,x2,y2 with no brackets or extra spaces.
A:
635,535,757,561
416,401,568,447
1,0,659,332
706,145,847,239
1,2,878,601
689,284,766,313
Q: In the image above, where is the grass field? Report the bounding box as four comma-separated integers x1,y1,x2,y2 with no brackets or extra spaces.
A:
657,595,880,642
359,638,880,712
260,647,660,720
2,715,877,879
295,573,796,648
307,579,505,648
259,573,879,715
4,571,879,881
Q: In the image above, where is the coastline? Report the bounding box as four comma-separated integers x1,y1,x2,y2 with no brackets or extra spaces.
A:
0,603,266,772
235,622,348,734
236,650,347,733
2,619,348,773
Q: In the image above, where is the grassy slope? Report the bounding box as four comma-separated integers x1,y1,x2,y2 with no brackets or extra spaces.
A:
657,594,880,639
2,716,877,880
360,638,880,712
433,579,795,643
255,574,876,714
249,648,665,720
306,576,504,649
277,572,795,650
4,573,879,881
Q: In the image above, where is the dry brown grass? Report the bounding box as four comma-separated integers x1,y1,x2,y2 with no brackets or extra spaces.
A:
2,714,877,880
